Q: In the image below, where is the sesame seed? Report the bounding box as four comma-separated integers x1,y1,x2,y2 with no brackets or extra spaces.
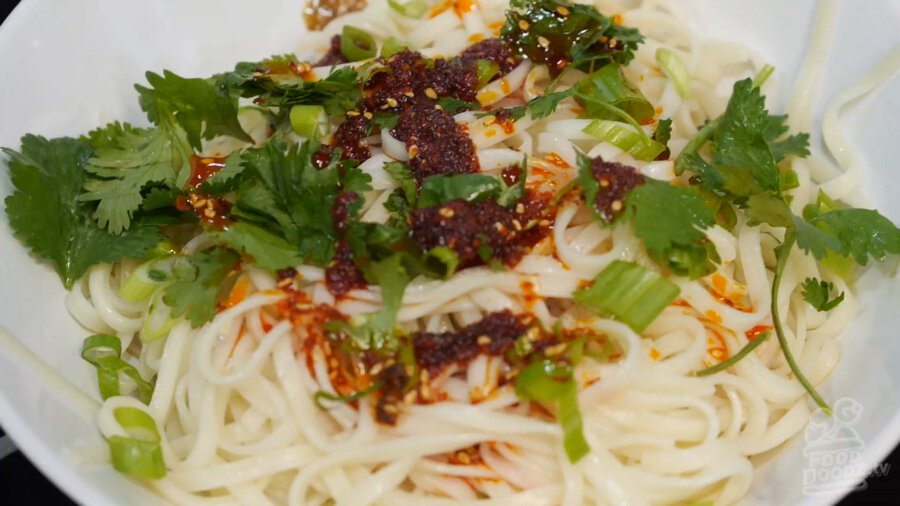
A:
435,104,443,110
494,222,506,232
457,452,471,464
420,369,430,382
277,278,292,288
513,219,523,231
408,145,419,158
556,6,569,16
439,207,455,218
611,200,623,211
516,203,525,214
404,90,415,98
526,327,541,341
403,390,417,404
538,36,550,48
600,178,610,187
346,110,360,117
539,219,551,227
383,404,398,414
545,343,567,356
191,198,207,209
386,97,399,108
203,208,216,218
370,362,383,375
477,335,492,346
609,38,618,48
363,111,373,120
518,19,529,30
425,87,438,99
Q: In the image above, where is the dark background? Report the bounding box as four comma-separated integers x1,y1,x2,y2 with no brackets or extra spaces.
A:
0,1,898,504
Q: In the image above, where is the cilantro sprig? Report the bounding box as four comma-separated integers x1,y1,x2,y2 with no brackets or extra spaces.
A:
4,135,168,288
676,77,900,413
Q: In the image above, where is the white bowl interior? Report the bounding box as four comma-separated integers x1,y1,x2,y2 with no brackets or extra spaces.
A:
0,0,898,504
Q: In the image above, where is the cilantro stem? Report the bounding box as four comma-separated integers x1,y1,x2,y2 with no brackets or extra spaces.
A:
674,118,719,175
771,229,831,414
697,331,770,376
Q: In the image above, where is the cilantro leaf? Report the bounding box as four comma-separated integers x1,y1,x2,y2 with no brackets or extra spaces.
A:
230,140,353,266
210,222,302,271
527,90,575,120
765,114,810,162
163,247,239,327
654,118,673,146
801,277,845,312
805,208,900,265
202,151,245,194
4,135,165,288
436,97,480,115
78,122,185,233
713,79,780,193
417,173,504,208
338,254,410,349
221,59,361,118
627,179,714,269
137,70,250,150
502,0,643,76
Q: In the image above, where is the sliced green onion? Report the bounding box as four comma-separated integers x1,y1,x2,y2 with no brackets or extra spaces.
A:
289,104,328,139
697,331,770,376
573,260,680,332
476,59,500,87
515,360,589,462
108,407,166,479
82,334,155,403
583,120,666,161
424,246,460,279
148,239,176,258
388,0,428,18
340,25,377,62
780,169,800,192
120,260,169,303
141,290,176,342
381,37,410,58
655,48,691,98
753,64,775,88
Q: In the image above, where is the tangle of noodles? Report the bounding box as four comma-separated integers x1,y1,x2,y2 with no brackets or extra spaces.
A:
52,0,898,504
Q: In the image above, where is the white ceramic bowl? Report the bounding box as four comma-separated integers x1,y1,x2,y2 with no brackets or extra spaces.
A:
0,1,898,504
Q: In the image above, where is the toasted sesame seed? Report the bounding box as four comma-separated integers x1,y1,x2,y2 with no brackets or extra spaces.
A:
539,219,551,227
408,145,419,158
545,343,567,356
191,198,207,209
516,203,525,214
363,111,373,120
383,403,398,414
609,38,618,48
435,104,443,110
494,222,506,232
556,6,569,16
420,369,430,382
277,278,293,288
526,326,542,341
600,178,610,187
386,97,399,108
537,36,550,48
513,219,523,231
203,208,216,218
346,110,361,117
404,90,415,98
403,390,417,404
518,19,529,30
476,335,492,346
457,451,471,464
425,87,438,99
370,362,384,376
611,200,623,211
439,207,455,218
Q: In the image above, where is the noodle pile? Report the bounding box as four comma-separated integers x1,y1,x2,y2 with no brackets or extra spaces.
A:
50,0,894,504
